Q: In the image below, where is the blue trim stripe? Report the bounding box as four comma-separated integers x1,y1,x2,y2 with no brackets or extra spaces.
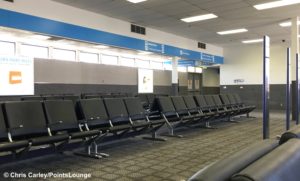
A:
0,8,224,64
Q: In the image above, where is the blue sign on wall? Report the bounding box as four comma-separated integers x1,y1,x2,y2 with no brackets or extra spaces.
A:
145,41,164,54
201,53,214,62
0,8,224,64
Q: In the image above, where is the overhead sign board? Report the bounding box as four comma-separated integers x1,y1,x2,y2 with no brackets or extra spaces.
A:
145,41,165,54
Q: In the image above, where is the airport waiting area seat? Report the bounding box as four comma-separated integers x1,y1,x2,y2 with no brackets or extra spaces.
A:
0,104,29,153
188,125,300,181
4,101,69,150
123,97,166,141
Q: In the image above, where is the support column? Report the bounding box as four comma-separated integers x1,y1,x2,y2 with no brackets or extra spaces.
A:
262,36,270,140
291,17,299,121
172,57,179,96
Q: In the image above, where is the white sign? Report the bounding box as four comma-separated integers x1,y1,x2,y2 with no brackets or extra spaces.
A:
138,69,153,93
0,56,34,96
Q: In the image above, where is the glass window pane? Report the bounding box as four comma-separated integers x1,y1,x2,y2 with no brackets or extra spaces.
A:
178,66,187,72
136,59,149,68
151,61,163,70
188,66,195,73
0,41,15,55
163,63,172,70
195,67,203,73
53,48,76,61
79,52,98,63
102,54,118,65
120,57,135,67
20,44,48,59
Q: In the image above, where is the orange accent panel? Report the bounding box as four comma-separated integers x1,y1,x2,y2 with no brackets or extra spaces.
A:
9,71,22,84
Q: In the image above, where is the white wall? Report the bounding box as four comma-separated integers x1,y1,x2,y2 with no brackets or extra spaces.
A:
221,44,286,85
0,0,223,56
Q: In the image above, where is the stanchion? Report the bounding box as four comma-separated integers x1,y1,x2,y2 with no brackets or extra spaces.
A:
286,48,291,130
296,53,299,125
263,36,270,139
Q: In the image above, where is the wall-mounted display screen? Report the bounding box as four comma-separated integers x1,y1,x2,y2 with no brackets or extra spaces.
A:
0,56,34,96
138,69,153,93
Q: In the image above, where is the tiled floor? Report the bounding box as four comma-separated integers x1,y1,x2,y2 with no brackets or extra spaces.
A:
0,111,295,181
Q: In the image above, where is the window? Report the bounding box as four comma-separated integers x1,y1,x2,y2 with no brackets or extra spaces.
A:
163,62,172,71
136,59,150,68
120,57,135,67
195,67,203,73
101,54,118,65
79,52,98,63
151,61,163,70
188,66,195,73
178,66,187,72
20,44,48,59
0,41,15,55
53,48,76,61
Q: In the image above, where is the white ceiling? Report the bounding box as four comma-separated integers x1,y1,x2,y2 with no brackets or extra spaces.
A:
52,0,300,47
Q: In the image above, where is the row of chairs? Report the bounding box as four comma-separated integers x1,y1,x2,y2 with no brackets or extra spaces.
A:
152,94,256,137
0,97,166,160
0,94,254,161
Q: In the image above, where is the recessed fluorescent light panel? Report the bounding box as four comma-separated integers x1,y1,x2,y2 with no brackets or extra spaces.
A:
279,21,300,27
127,0,147,3
254,0,300,10
181,14,218,23
242,39,263,44
217,28,248,35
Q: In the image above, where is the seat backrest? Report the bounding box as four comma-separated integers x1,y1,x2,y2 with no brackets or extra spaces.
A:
123,97,145,116
4,101,47,137
78,98,109,121
171,96,188,111
137,94,149,105
183,96,198,110
104,98,129,122
63,95,80,105
21,96,43,101
204,95,216,107
157,97,176,113
234,94,243,104
0,105,8,139
188,139,278,181
220,94,231,105
212,95,223,106
228,94,238,104
44,100,79,132
231,139,300,181
194,95,209,108
123,97,146,120
85,95,101,99
44,95,64,100
147,94,156,104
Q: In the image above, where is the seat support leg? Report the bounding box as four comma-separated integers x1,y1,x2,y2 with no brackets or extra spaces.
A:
74,142,109,159
160,116,183,138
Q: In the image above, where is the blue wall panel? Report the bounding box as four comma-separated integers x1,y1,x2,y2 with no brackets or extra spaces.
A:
0,8,224,64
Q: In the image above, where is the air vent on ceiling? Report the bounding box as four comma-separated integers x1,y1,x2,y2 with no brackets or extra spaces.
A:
2,0,14,2
131,24,146,35
198,42,206,49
